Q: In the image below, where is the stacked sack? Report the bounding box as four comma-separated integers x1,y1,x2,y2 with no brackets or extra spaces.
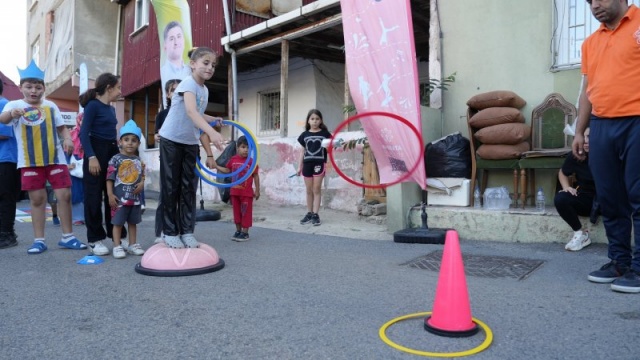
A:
467,90,530,160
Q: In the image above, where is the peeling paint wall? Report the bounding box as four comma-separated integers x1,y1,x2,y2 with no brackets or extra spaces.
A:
141,134,364,212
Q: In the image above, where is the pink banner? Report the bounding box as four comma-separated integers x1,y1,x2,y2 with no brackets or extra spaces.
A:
340,0,426,190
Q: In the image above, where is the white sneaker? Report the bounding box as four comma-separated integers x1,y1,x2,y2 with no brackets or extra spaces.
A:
127,243,145,256
565,231,591,251
113,245,126,259
181,233,199,248
89,240,110,256
163,234,184,249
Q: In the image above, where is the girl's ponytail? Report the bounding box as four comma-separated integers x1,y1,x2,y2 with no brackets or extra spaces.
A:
79,88,97,108
79,72,120,108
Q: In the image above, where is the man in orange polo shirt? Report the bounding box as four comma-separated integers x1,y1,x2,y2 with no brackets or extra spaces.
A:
573,0,640,293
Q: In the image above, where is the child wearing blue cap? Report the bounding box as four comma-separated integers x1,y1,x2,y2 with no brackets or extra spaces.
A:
105,120,146,259
0,60,87,254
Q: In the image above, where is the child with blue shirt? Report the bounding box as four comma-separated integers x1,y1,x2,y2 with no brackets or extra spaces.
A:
0,81,20,249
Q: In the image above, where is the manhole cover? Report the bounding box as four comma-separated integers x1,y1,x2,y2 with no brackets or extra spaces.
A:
402,251,544,280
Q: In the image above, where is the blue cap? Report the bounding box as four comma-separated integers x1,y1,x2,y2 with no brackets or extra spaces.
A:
120,119,142,139
17,59,45,81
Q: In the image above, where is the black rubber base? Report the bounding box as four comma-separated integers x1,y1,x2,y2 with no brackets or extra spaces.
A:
134,259,225,277
195,209,221,222
424,316,480,337
393,228,448,244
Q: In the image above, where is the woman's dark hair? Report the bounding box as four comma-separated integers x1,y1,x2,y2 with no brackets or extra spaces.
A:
79,72,120,107
305,109,328,131
164,79,181,107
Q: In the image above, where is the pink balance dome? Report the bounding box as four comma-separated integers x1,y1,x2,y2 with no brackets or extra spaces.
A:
135,243,225,276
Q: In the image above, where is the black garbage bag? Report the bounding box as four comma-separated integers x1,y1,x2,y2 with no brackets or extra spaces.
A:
216,140,236,203
425,132,471,178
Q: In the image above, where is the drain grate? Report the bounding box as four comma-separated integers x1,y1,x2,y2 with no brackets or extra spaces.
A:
402,251,544,280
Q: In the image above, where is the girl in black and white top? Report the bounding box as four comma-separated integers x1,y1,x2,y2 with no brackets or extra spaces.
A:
296,109,332,226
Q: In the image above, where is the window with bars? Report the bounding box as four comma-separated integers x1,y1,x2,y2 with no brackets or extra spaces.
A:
258,90,281,136
553,0,640,69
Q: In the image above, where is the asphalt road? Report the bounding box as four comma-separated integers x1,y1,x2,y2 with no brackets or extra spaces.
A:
1,206,638,359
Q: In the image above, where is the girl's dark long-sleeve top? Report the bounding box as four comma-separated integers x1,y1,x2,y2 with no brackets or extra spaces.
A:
79,99,118,158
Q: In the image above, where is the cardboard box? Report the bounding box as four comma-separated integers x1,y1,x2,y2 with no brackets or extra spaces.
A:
427,178,471,207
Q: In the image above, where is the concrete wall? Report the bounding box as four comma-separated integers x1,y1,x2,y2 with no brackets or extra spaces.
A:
27,0,117,96
74,0,118,79
432,0,583,209
237,58,316,136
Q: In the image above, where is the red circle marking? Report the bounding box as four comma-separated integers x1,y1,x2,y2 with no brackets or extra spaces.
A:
328,111,424,189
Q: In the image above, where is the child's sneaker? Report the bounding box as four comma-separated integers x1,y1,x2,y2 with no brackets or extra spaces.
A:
89,240,110,256
0,232,18,249
127,243,145,256
52,215,60,226
233,232,250,242
231,231,242,240
300,212,313,225
112,245,126,259
311,213,321,226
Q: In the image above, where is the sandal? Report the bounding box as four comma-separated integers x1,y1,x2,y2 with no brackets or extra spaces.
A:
27,241,48,254
58,237,88,250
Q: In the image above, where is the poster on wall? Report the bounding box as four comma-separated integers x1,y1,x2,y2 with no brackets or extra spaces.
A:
61,112,78,126
150,0,194,108
340,0,426,190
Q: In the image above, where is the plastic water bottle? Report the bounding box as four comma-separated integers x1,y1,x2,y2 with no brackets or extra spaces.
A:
474,184,482,208
536,187,545,212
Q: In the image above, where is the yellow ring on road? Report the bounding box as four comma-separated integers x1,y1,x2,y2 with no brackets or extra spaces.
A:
379,311,493,357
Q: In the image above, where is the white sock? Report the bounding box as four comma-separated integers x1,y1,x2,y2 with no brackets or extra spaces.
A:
61,233,75,243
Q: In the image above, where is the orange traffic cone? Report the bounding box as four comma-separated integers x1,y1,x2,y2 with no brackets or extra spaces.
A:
424,230,479,337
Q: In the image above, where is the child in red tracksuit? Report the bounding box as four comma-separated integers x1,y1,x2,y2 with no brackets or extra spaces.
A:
214,135,260,241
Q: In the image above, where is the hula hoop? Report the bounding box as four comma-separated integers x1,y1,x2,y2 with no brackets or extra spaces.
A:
328,111,424,189
195,120,260,188
197,120,256,178
379,311,493,357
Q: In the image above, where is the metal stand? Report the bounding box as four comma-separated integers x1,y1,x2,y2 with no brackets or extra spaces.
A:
393,191,448,244
195,177,221,222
